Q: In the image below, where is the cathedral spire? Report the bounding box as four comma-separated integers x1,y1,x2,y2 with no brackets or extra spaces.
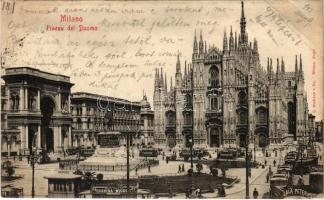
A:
234,31,238,49
276,58,280,80
253,38,258,53
299,54,303,72
165,73,167,91
281,57,285,73
205,40,207,54
160,68,164,88
170,76,173,91
199,30,204,55
193,30,198,56
267,57,270,74
295,54,298,75
229,26,234,51
154,68,158,89
184,61,187,76
240,0,246,43
223,29,228,52
176,51,181,73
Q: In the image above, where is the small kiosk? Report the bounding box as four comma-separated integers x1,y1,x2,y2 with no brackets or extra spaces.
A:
44,172,82,198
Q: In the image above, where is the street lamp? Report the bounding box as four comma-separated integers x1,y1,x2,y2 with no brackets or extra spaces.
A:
190,63,194,170
189,137,193,169
31,146,36,198
30,133,39,198
126,132,130,196
253,137,256,163
245,133,250,199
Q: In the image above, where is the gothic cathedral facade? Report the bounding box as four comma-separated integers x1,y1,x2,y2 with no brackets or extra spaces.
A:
153,1,309,149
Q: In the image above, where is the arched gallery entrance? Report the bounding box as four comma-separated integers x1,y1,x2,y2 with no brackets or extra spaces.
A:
40,96,55,152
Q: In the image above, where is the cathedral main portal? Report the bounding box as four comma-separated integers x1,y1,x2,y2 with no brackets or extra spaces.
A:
210,128,220,147
167,134,176,148
238,133,247,148
258,133,267,148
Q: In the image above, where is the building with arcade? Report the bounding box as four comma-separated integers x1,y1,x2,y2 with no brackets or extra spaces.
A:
1,68,154,156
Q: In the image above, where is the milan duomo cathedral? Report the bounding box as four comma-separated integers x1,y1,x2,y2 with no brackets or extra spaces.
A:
153,1,309,149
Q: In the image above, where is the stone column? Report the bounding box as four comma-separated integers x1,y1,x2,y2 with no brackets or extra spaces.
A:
80,136,84,146
19,126,24,155
207,128,210,146
6,87,10,111
58,93,61,112
37,89,40,110
19,87,24,110
37,125,41,148
25,125,29,149
53,126,59,152
58,126,62,147
93,134,97,146
68,94,71,113
25,87,28,109
68,126,72,148
7,139,11,157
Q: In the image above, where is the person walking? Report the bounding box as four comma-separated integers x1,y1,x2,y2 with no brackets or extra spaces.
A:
264,159,267,166
253,188,259,199
273,159,276,167
178,165,181,173
135,167,138,175
182,164,185,172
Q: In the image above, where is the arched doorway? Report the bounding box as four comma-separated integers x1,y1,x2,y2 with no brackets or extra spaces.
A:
167,134,176,148
210,128,221,147
41,96,55,152
239,134,246,147
28,128,35,152
258,133,267,148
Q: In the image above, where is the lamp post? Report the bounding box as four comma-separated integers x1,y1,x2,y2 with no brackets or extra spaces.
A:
126,132,130,196
253,137,256,163
245,133,250,199
189,137,193,169
30,133,38,198
31,147,35,198
245,81,250,199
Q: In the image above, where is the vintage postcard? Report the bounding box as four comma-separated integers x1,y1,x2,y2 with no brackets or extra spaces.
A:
1,0,323,198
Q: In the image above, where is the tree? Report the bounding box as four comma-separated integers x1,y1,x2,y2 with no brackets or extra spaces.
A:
196,162,203,174
83,171,96,189
96,173,103,181
221,167,226,178
187,168,193,177
6,165,15,177
3,161,15,177
73,169,83,175
210,166,218,177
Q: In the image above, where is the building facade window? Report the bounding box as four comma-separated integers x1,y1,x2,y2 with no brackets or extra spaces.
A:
10,92,19,111
211,97,218,110
238,91,247,105
209,66,219,87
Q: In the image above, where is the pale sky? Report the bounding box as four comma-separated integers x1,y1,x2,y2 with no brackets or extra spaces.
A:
1,0,323,120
